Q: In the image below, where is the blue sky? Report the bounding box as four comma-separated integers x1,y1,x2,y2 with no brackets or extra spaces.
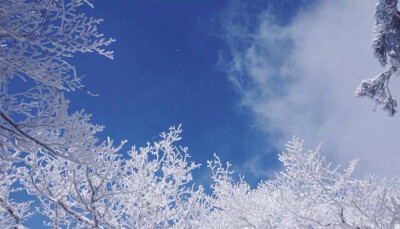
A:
24,0,400,226
65,0,313,186
27,1,305,226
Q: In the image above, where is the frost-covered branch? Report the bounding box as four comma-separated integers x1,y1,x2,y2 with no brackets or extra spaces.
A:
204,137,400,228
16,126,207,228
0,0,115,162
356,0,400,116
0,162,32,229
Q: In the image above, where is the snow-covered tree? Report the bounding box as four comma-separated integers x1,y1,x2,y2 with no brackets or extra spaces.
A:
204,138,400,229
356,0,400,116
0,0,116,227
0,0,115,163
1,0,400,228
0,1,209,228
1,125,209,228
17,126,207,228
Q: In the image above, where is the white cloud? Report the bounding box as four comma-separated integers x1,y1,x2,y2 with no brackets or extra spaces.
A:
226,0,400,175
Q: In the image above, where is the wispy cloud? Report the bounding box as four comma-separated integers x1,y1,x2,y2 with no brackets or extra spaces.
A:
224,0,400,176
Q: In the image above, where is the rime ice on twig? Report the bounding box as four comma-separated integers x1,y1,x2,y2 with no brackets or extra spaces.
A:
0,0,117,164
356,0,400,116
0,0,115,227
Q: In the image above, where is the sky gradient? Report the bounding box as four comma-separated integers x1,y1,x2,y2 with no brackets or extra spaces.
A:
65,0,400,184
65,0,310,187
